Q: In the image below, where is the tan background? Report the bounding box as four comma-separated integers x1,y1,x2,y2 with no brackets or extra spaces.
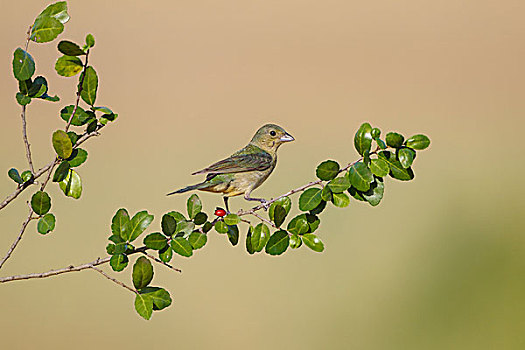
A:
1,0,524,349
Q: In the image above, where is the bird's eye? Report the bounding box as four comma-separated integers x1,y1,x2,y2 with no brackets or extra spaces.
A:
270,130,276,136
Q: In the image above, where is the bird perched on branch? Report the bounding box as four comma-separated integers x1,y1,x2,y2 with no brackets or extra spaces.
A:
167,124,294,212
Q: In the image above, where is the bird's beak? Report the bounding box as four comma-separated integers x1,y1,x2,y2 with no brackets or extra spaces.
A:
280,133,295,142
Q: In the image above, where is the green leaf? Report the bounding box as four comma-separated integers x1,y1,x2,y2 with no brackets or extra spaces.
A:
306,214,321,232
298,188,322,211
55,55,83,77
134,294,153,320
58,169,82,199
18,79,31,95
327,176,351,193
12,48,35,81
110,253,128,272
332,192,350,208
92,106,113,114
21,170,33,182
302,234,324,252
287,214,309,235
132,257,153,290
129,211,154,241
8,168,23,184
246,226,255,254
57,41,85,56
31,191,51,215
202,221,213,233
193,212,208,225
188,231,207,249
321,186,332,202
52,130,73,158
376,138,387,150
224,214,240,226
170,237,193,257
405,134,431,150
176,221,195,237
86,119,98,133
269,197,291,221
35,1,70,24
371,127,381,139
52,161,70,182
80,66,98,105
265,230,290,256
139,287,172,311
398,147,416,169
85,34,95,48
161,214,177,236
348,186,366,201
28,76,48,97
369,158,389,177
251,223,270,252
362,178,384,206
214,221,229,234
167,211,186,223
348,162,374,191
273,205,287,228
144,232,168,250
31,16,64,43
67,148,88,167
111,208,131,239
289,234,302,249
227,225,239,246
379,151,414,181
40,94,60,102
67,131,79,145
108,235,124,244
354,122,373,156
386,132,404,148
16,93,31,106
309,200,327,215
159,246,173,263
37,213,56,234
106,243,115,255
316,160,340,181
186,194,202,219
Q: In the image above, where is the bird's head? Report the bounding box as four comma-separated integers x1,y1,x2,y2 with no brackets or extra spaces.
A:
250,124,295,153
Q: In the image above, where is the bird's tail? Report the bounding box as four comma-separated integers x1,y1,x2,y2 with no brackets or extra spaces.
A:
166,182,209,196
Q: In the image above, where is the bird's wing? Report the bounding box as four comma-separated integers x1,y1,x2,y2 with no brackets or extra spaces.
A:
192,147,273,175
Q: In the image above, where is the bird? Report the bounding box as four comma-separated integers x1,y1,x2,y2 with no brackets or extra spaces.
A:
167,124,295,212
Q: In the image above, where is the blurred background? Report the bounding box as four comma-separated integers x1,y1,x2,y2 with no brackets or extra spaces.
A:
1,0,524,349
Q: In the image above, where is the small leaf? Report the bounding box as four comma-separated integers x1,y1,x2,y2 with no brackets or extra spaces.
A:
362,178,384,206
193,212,208,225
224,214,240,226
227,225,240,246
129,211,154,241
111,208,131,239
289,234,302,249
52,161,70,182
371,128,381,139
316,160,340,181
327,176,351,193
202,222,213,233
85,34,95,48
139,287,172,311
35,1,70,24
58,169,82,199
52,130,73,158
57,41,85,56
246,226,255,254
159,246,173,263
167,211,186,223
405,134,431,150
67,131,79,145
348,162,374,191
16,93,31,106
55,55,83,77
332,192,350,208
369,158,389,177
8,168,23,184
86,119,98,133
265,230,290,256
80,66,98,105
309,200,327,215
31,16,64,43
302,234,324,252
170,237,193,257
187,194,202,219
287,214,309,235
134,294,153,320
110,253,128,272
398,147,416,169
92,106,113,114
67,148,88,167
161,214,177,236
31,191,51,215
354,122,373,156
12,48,35,81
251,223,270,252
385,132,404,148
27,76,48,97
214,221,229,234
269,197,292,221
132,257,153,290
21,170,33,182
176,221,195,237
306,214,321,232
144,233,168,250
273,205,287,228
298,188,322,211
379,151,414,181
37,213,56,234
188,231,207,250
321,186,332,202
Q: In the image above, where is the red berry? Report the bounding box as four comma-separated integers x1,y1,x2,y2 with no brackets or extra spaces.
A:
214,209,226,217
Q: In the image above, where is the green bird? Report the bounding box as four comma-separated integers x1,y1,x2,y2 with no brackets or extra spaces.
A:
167,124,295,212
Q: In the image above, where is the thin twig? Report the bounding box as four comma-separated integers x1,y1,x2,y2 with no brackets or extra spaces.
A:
90,266,138,294
0,207,35,269
21,105,35,174
65,50,89,132
250,211,277,228
141,251,182,273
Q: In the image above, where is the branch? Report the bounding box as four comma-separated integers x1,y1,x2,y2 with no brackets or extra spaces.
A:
21,105,35,174
65,50,89,132
141,251,182,273
0,207,36,269
90,266,138,294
